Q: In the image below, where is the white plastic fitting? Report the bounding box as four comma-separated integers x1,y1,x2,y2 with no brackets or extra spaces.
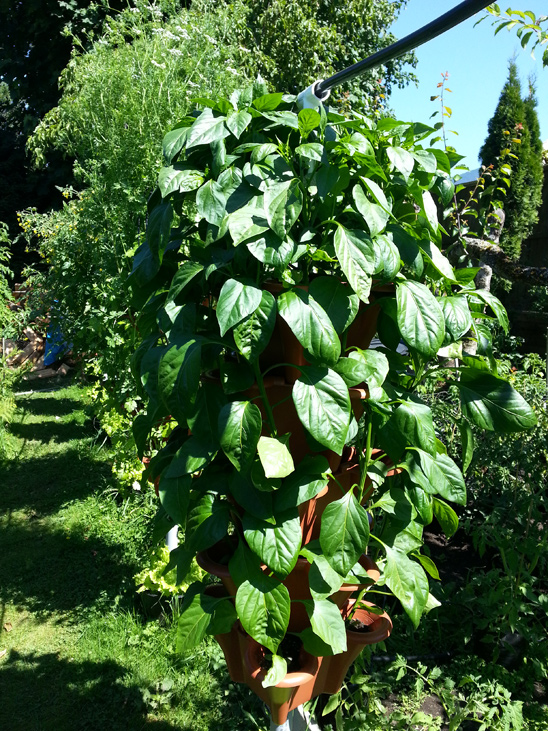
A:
296,80,331,110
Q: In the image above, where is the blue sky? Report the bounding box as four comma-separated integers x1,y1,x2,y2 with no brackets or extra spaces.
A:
387,1,547,169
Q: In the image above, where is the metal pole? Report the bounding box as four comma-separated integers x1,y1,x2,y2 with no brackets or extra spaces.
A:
314,0,493,97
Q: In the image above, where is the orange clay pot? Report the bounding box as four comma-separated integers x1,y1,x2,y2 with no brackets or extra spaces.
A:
242,632,323,725
197,545,380,633
316,599,393,695
211,600,391,723
261,281,395,385
244,375,367,473
300,449,399,543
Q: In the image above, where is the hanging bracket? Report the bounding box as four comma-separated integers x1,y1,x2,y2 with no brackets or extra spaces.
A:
297,0,493,107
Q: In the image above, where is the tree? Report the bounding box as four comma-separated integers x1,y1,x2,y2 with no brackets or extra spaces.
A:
479,6,548,67
235,0,416,111
479,60,543,260
0,0,127,274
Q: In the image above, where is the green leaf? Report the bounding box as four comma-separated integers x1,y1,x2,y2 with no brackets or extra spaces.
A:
228,204,269,246
456,370,537,433
433,498,459,538
236,580,290,653
147,202,173,262
320,492,370,576
163,124,192,164
460,420,474,473
413,553,440,580
196,180,228,226
165,435,216,478
387,146,414,181
421,190,438,233
353,184,389,237
262,655,287,688
411,149,437,173
309,276,359,334
441,297,473,342
187,381,227,445
185,492,231,552
186,108,230,149
468,289,509,334
344,349,389,391
158,474,191,524
158,165,204,198
176,591,211,651
264,179,303,239
383,545,429,628
274,455,330,511
216,279,263,336
158,337,202,417
249,144,279,164
295,142,324,161
375,234,401,280
226,110,252,139
207,597,238,636
419,241,455,281
167,262,204,304
253,93,284,111
243,510,301,578
233,290,276,362
410,449,466,505
292,367,351,454
277,289,340,365
379,401,436,460
396,281,445,356
307,600,347,654
298,108,321,138
247,231,296,271
218,401,262,471
257,436,295,479
405,486,433,525
333,225,376,303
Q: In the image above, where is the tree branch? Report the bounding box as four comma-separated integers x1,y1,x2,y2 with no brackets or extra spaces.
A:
462,237,548,286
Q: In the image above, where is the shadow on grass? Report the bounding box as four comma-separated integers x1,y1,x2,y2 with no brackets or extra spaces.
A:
10,420,96,444
0,449,112,516
0,515,135,618
0,650,180,731
14,395,85,418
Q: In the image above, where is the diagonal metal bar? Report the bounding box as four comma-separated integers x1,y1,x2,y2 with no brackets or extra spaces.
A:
314,0,493,98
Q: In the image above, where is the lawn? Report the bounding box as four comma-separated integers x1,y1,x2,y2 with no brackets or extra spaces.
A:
0,381,266,731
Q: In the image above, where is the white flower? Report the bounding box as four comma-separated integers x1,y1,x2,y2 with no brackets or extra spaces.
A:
151,59,166,69
204,34,217,45
168,48,183,56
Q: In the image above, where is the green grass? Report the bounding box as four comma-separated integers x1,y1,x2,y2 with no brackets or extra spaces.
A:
0,381,267,731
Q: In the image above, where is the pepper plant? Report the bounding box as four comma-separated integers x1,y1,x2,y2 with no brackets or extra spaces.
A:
129,81,536,683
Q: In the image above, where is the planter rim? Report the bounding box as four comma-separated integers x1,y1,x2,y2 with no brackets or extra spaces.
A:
244,632,320,687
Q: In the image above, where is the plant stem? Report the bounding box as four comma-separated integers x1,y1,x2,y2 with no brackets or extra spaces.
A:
358,416,373,503
252,361,277,437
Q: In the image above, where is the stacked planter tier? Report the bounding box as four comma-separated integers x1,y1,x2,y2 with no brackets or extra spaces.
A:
199,540,392,724
211,597,392,724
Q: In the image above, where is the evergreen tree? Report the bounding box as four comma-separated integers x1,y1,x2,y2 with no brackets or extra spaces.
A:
479,60,543,259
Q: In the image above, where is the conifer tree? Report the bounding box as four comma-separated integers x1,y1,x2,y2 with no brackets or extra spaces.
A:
479,61,543,259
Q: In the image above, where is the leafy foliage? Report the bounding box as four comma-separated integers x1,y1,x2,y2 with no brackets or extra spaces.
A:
479,60,544,260
479,5,548,67
131,81,535,660
230,0,417,112
20,0,254,418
